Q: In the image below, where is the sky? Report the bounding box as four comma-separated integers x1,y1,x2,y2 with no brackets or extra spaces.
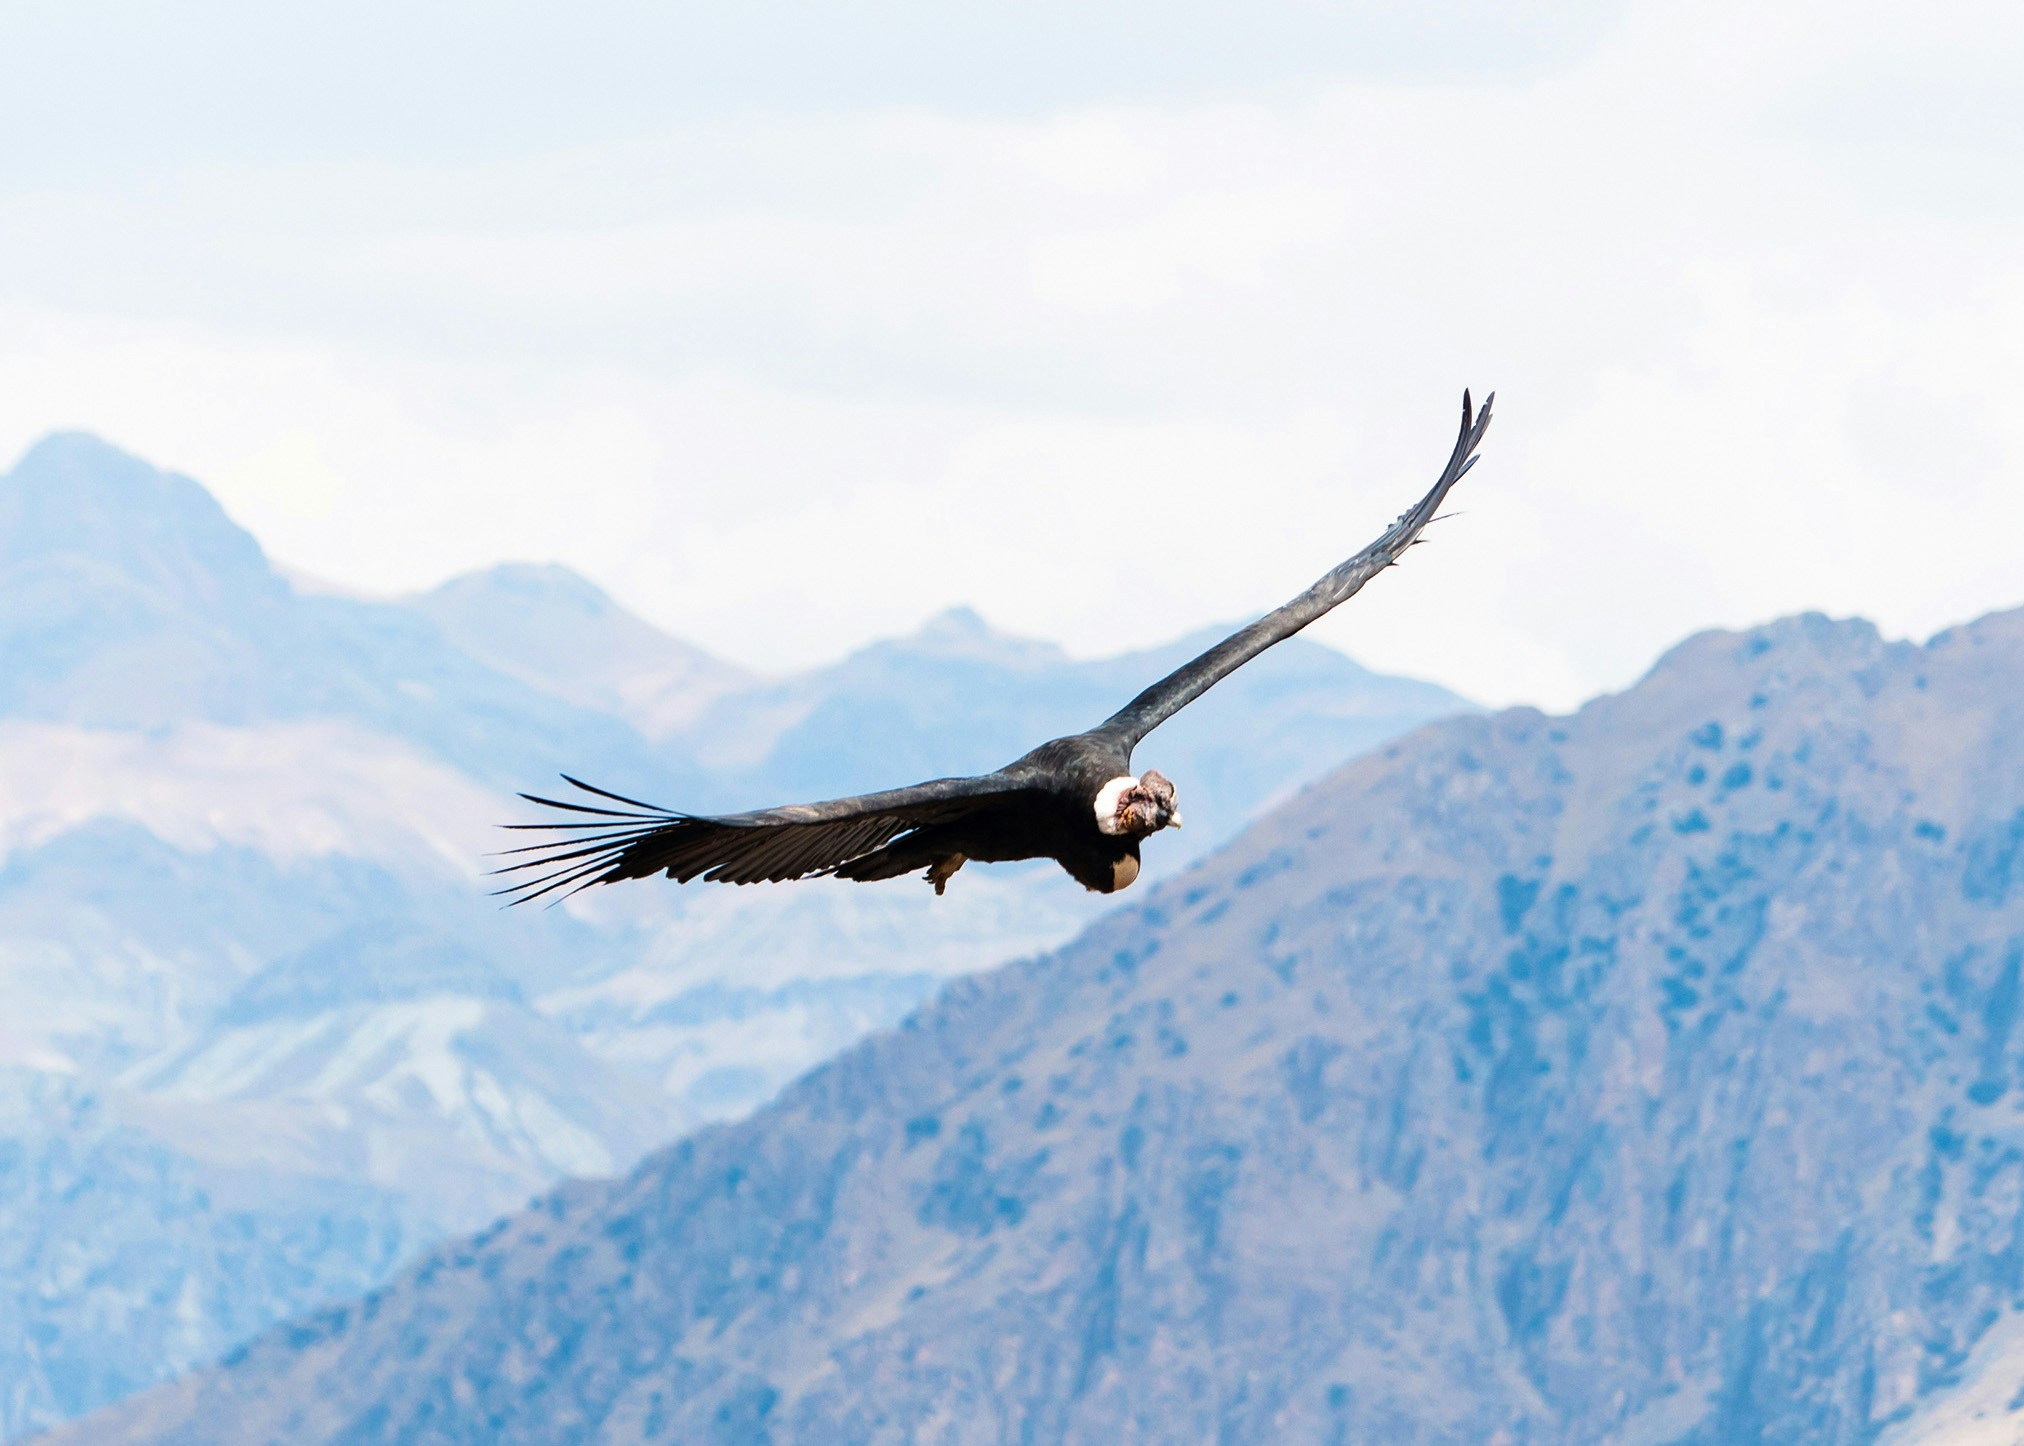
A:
2,0,2021,711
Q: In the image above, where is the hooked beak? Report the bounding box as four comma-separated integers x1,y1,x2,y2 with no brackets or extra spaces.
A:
1169,812,1184,829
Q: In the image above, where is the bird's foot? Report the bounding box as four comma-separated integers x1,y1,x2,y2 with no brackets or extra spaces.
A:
926,854,967,895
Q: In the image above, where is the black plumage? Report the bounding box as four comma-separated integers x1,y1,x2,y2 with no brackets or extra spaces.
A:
499,390,1492,903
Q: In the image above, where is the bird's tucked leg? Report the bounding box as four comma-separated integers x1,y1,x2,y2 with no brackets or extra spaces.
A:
926,853,967,895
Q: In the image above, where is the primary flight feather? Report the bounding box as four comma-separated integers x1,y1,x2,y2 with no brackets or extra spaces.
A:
499,390,1492,904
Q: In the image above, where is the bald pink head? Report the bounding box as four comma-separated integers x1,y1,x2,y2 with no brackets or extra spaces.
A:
1096,770,1182,838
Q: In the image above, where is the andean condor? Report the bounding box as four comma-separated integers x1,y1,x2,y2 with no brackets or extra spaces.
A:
500,390,1492,903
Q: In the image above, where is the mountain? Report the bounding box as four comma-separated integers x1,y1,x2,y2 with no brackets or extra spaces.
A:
0,433,1472,1439
411,564,751,739
0,434,683,795
59,604,2024,1443
679,603,1464,848
0,1068,414,1431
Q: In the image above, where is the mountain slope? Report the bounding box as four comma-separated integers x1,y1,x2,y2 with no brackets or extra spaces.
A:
0,1068,414,1437
677,604,1465,847
66,605,2024,1443
411,564,751,739
0,434,681,795
0,431,1476,1440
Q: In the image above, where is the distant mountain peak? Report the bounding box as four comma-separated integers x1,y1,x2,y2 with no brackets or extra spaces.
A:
1,430,280,604
1615,610,1897,708
10,431,237,521
12,430,143,473
412,561,748,738
921,604,989,634
896,605,1068,668
422,562,618,618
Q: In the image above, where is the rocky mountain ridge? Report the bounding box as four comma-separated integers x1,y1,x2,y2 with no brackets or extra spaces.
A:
59,602,2024,1443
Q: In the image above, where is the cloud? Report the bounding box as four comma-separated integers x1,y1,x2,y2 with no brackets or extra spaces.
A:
0,0,2020,711
1774,1,2024,216
0,0,1624,183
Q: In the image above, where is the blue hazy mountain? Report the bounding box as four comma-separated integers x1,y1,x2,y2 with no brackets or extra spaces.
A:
677,604,1463,853
0,1068,414,1434
410,563,752,740
59,604,2024,1443
0,433,684,795
0,433,1472,1440
419,566,1464,846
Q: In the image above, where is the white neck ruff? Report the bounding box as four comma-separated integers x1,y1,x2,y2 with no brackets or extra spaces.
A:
1093,775,1138,835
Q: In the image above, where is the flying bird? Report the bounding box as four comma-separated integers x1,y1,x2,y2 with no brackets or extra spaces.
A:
500,390,1492,904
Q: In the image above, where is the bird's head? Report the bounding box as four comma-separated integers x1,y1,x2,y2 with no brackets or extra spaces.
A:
1095,771,1182,838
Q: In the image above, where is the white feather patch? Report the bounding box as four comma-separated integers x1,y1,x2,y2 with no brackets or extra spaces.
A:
1094,775,1138,835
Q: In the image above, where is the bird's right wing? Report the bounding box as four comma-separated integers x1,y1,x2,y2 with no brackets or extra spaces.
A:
494,772,1032,902
1095,389,1492,749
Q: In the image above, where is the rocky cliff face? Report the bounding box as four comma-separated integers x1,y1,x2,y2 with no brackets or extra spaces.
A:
63,606,2024,1443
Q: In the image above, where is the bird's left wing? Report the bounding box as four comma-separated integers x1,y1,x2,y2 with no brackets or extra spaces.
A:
494,772,1031,903
1094,389,1492,750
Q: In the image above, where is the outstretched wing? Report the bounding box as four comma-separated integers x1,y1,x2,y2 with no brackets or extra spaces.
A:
1095,389,1493,749
494,773,1030,903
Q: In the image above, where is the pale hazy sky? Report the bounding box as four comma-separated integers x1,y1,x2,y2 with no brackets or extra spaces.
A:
3,0,2020,709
